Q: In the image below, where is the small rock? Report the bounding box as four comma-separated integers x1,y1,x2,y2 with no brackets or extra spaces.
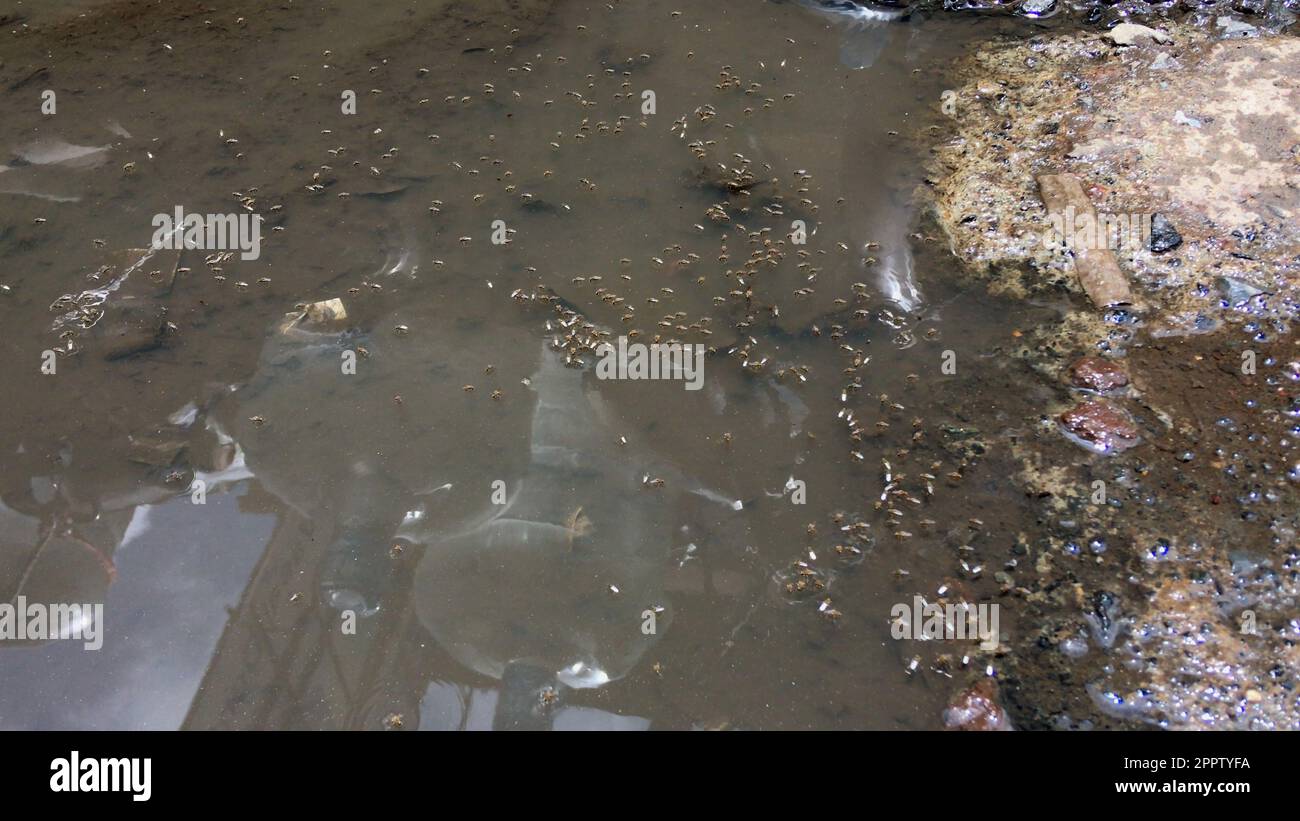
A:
1216,16,1259,38
1173,110,1203,128
1149,213,1182,253
1059,401,1139,453
1065,138,1111,160
944,679,1012,731
280,297,348,333
1068,356,1130,392
303,297,348,324
1017,0,1056,17
1229,550,1264,575
1107,23,1172,46
1215,275,1267,303
1149,51,1179,71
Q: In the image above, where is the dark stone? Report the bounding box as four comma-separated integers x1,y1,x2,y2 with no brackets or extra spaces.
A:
1149,213,1182,253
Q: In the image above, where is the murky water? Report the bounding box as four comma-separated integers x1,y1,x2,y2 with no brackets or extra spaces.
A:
1,0,1068,729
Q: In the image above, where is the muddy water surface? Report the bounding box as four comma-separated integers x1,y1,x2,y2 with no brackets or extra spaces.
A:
0,0,1057,729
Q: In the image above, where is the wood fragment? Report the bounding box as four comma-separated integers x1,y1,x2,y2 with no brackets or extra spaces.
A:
1037,174,1136,309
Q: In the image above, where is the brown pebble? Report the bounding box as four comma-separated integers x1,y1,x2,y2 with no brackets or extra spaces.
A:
1060,400,1139,452
944,679,1011,731
1068,356,1129,392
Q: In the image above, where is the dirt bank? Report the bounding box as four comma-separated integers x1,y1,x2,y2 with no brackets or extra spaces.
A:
926,20,1300,729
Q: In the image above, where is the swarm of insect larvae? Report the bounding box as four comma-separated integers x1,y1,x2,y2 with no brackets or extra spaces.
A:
511,285,611,367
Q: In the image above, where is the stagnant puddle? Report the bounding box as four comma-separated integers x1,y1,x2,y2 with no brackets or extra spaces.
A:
2,0,1267,730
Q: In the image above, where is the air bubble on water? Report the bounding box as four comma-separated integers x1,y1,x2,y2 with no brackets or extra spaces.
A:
558,661,610,689
1060,635,1089,658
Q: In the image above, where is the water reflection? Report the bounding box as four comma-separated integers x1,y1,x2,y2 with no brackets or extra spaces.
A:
0,0,1022,729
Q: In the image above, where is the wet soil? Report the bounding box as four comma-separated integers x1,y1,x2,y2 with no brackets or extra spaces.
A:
925,12,1300,729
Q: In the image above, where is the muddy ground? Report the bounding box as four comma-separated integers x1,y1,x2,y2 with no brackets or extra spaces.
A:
928,16,1300,729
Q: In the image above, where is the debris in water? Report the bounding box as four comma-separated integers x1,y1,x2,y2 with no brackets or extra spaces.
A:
1037,174,1136,309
